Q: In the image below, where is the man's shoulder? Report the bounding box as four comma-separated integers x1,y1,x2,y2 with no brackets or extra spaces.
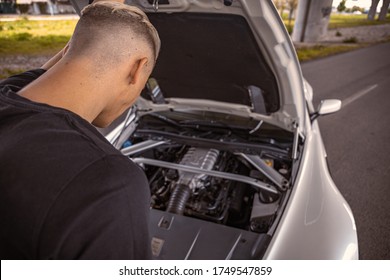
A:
0,108,129,191
69,153,148,191
19,108,120,157
0,69,46,93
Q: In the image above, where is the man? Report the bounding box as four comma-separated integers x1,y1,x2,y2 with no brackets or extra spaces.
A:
0,0,160,259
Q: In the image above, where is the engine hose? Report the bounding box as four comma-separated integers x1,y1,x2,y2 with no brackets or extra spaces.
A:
167,184,191,215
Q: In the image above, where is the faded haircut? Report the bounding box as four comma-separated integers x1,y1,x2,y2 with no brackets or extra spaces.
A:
70,1,160,65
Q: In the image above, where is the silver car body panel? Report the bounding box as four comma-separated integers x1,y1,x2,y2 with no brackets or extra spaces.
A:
264,120,358,259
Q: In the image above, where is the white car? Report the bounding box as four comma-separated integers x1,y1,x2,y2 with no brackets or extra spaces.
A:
71,0,358,259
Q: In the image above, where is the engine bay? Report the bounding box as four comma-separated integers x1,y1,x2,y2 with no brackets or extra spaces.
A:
120,110,295,238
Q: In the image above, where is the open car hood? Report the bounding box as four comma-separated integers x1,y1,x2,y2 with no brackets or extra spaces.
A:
70,0,306,134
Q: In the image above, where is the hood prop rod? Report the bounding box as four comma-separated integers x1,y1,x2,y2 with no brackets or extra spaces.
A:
153,0,159,12
292,122,300,160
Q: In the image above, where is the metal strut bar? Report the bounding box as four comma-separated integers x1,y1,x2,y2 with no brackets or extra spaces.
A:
132,157,279,195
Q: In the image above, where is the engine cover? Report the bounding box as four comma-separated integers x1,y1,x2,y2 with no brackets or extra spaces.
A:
176,147,219,189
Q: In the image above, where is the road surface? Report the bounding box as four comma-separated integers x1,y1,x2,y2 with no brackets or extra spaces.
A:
301,42,390,259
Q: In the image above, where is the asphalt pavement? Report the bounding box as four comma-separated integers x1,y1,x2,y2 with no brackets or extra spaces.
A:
301,42,390,260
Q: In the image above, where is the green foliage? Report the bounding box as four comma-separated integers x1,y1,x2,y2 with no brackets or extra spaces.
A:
12,32,33,41
285,24,293,35
351,6,364,13
337,0,347,13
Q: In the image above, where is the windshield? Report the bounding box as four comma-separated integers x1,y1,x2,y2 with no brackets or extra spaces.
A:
144,12,280,113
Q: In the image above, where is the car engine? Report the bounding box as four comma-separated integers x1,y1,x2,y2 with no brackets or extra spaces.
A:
116,110,295,259
125,139,291,233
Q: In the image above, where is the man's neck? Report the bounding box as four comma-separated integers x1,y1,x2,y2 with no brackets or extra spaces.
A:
18,58,108,124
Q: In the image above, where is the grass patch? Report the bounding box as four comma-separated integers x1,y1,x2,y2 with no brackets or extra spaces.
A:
0,19,76,55
328,14,390,29
296,44,360,62
0,35,70,55
282,14,390,32
0,18,77,36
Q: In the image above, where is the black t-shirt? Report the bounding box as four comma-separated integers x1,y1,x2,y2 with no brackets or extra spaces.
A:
0,69,151,259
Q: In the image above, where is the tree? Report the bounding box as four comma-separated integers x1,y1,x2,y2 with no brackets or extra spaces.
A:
292,0,334,42
368,0,380,20
378,0,390,21
273,0,286,18
351,6,364,13
337,0,347,12
287,0,298,25
273,0,298,21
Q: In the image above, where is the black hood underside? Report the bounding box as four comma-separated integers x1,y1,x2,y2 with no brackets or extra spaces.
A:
146,13,280,113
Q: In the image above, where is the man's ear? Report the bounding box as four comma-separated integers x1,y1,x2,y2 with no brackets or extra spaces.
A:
128,57,149,85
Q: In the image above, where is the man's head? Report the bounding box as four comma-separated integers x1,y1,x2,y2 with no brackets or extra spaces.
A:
66,1,160,127
71,1,160,65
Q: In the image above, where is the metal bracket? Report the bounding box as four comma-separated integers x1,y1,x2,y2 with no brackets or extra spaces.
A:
236,153,289,191
133,157,279,195
153,0,159,12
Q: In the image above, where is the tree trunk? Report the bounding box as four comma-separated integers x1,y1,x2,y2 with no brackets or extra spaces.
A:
368,0,380,20
292,0,333,43
288,9,293,26
378,0,390,21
